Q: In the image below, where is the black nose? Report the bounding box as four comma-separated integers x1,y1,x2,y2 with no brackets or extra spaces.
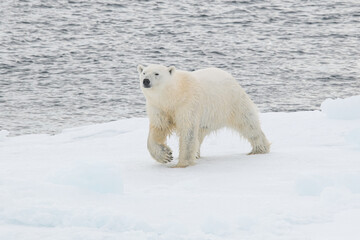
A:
143,78,150,87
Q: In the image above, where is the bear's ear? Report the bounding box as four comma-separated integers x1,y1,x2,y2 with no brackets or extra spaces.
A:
168,66,176,75
137,64,144,74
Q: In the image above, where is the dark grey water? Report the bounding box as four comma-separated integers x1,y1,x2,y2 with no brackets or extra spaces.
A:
1,0,359,136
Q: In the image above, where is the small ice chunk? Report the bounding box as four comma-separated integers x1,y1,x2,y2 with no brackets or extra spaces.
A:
0,130,9,141
321,95,360,120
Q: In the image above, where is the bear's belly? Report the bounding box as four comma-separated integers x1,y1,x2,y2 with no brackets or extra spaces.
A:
199,115,227,131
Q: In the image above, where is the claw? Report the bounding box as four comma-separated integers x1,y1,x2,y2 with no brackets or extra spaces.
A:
157,145,173,164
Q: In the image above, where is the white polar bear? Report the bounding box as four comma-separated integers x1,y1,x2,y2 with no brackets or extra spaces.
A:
138,64,270,168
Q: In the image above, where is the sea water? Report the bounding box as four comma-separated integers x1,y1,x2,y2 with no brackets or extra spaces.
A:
1,0,359,135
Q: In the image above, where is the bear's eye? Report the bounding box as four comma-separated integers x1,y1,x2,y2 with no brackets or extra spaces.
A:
154,73,159,76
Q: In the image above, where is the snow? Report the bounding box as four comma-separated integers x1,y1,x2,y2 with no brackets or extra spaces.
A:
1,96,360,240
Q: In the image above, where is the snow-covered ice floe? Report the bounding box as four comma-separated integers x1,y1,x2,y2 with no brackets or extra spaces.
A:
0,96,359,240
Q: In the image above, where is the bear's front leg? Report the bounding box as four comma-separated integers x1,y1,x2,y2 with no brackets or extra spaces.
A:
147,125,173,164
175,126,199,168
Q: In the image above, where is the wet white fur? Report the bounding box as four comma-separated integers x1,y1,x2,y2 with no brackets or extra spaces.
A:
138,64,270,168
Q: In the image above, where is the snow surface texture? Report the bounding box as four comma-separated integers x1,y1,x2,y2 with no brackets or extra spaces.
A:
1,96,360,240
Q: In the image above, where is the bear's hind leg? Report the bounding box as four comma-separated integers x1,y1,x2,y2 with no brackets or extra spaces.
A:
246,130,270,155
231,112,270,155
196,128,210,159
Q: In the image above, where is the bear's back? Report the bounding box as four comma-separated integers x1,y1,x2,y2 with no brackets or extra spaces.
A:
191,68,237,85
188,67,240,94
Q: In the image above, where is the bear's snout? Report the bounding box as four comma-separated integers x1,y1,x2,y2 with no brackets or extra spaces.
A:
143,78,151,88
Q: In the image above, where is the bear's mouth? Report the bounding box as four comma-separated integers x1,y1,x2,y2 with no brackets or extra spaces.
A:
143,84,151,88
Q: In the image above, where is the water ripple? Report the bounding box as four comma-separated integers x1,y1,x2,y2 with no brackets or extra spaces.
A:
0,0,359,136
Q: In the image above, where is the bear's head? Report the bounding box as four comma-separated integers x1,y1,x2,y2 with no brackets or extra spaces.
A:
137,64,176,91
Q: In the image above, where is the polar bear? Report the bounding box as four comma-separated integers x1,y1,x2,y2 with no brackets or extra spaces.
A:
138,64,270,168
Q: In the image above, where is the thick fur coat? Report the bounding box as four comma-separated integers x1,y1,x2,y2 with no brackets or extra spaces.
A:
138,64,270,167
